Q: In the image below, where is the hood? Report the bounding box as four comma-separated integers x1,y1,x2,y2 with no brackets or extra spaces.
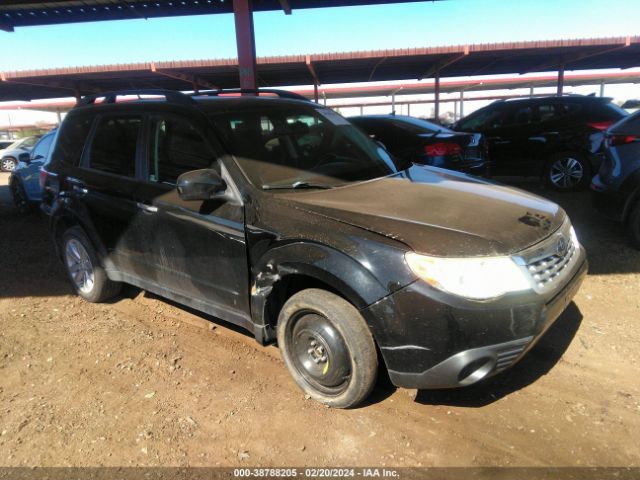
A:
285,166,565,257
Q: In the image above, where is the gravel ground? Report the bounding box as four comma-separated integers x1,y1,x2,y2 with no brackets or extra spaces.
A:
0,171,639,467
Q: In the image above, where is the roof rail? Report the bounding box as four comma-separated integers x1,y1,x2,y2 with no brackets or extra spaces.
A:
194,88,311,102
78,89,195,107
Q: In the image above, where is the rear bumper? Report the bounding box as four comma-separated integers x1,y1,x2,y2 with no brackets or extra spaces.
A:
362,253,587,390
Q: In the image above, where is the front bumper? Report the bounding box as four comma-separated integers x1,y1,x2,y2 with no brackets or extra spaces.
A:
362,251,587,390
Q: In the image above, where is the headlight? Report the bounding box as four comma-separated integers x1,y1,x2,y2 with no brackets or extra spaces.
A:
405,252,531,300
570,226,579,247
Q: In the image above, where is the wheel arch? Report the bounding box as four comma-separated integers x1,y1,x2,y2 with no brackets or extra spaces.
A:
250,242,390,345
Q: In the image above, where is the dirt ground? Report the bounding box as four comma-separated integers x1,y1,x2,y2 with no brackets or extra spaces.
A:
0,171,639,468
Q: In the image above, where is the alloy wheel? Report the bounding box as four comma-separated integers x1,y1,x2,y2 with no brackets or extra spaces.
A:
1,158,16,171
549,157,584,189
64,238,95,294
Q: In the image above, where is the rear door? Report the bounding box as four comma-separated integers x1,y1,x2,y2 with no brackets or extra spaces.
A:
133,112,251,326
78,114,144,275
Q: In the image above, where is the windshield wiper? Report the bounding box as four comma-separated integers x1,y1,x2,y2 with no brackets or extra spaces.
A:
262,181,334,191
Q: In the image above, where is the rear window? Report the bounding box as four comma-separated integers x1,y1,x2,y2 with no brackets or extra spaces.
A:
88,116,141,177
583,100,628,122
51,114,93,167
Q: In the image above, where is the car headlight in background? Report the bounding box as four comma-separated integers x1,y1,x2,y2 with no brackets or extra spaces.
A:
405,252,531,300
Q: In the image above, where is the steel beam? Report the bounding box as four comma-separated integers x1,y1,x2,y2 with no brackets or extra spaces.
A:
278,0,292,14
434,71,440,120
150,63,218,90
306,55,321,102
233,0,257,91
419,47,469,80
557,64,565,96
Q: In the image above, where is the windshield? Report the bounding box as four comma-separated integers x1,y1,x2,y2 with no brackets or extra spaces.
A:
4,138,27,150
208,104,402,189
390,116,453,134
457,105,506,131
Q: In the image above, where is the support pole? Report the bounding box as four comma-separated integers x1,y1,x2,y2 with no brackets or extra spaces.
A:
313,82,319,103
391,94,396,115
56,109,62,124
407,103,411,116
529,86,535,98
434,71,441,122
454,101,458,120
360,105,363,116
459,91,464,118
557,63,565,96
233,0,257,91
600,81,606,97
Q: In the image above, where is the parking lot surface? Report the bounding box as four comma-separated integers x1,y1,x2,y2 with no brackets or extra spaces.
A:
0,171,639,467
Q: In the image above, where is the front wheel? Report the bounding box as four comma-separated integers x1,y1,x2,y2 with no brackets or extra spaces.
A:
1,157,17,172
61,226,121,303
277,289,378,408
545,152,590,191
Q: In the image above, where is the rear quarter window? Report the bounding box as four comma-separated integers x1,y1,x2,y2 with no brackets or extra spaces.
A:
51,114,93,167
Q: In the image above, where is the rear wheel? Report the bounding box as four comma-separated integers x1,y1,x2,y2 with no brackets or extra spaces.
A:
1,157,17,172
628,201,640,250
545,152,590,191
10,179,33,215
277,288,378,408
61,226,121,303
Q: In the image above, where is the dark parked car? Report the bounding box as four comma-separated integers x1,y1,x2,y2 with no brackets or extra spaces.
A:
0,135,42,171
349,115,487,176
43,89,587,408
9,130,56,214
591,110,640,248
452,96,627,190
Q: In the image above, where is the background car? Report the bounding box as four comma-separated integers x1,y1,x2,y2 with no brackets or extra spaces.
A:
350,115,487,176
591,110,640,248
452,95,628,190
0,139,14,150
0,135,42,171
8,130,56,214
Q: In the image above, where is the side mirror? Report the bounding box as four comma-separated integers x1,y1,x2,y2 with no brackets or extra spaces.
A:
18,152,30,164
177,169,227,201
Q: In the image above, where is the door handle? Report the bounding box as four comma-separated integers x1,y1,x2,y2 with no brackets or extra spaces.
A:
137,202,158,214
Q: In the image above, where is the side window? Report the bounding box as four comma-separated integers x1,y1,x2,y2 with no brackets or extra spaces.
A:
51,114,93,167
31,134,54,161
88,116,141,177
538,104,556,123
22,136,39,148
505,106,533,127
148,117,215,184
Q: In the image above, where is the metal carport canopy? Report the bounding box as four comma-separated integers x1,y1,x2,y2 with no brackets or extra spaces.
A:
1,36,639,101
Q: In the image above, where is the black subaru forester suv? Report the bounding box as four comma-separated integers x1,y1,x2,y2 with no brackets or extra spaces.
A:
42,89,587,408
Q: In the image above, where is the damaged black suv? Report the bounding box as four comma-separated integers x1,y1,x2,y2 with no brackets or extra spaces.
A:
43,89,587,408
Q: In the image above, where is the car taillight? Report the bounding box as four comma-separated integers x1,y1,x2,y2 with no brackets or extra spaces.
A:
588,121,614,131
425,142,462,157
607,134,638,146
39,168,49,190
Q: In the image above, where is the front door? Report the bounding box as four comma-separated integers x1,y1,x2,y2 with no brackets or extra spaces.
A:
133,113,251,326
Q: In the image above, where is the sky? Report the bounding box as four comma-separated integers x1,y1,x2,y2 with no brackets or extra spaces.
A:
2,0,640,127
1,0,640,71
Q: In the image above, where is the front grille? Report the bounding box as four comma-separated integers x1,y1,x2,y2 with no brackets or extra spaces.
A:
513,218,581,295
526,239,577,290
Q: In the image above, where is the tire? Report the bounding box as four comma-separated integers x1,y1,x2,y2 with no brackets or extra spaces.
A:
1,157,17,172
10,179,33,215
61,226,121,303
628,201,640,250
544,152,591,191
277,288,378,408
